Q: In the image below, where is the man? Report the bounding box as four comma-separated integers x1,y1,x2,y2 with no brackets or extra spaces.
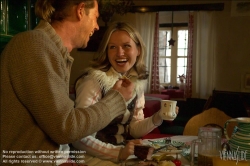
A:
0,0,134,165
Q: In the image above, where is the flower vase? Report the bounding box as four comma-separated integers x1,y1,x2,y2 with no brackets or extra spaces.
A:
179,82,185,90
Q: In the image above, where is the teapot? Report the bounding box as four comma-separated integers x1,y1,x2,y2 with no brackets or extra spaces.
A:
224,117,250,161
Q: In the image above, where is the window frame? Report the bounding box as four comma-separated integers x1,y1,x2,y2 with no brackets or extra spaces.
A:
159,25,188,87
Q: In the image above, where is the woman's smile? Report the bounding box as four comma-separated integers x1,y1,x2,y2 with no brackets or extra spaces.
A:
116,58,128,66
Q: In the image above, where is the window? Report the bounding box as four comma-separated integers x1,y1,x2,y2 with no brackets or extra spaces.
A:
159,27,188,87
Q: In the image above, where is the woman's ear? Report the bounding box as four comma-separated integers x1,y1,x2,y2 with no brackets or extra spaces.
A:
137,46,141,57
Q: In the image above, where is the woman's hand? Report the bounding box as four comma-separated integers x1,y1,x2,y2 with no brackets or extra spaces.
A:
118,139,142,161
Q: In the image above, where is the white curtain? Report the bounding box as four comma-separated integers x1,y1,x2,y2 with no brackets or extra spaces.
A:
192,11,216,99
135,12,156,93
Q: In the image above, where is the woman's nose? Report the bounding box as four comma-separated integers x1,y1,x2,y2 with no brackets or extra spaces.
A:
117,46,125,56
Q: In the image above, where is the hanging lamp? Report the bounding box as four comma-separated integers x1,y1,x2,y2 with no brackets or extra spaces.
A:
168,11,175,46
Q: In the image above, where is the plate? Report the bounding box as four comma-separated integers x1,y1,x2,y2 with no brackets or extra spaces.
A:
158,149,182,154
170,135,198,145
170,136,198,156
143,136,198,156
142,137,170,148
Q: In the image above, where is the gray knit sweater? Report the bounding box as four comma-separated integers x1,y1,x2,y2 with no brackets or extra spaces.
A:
0,20,127,165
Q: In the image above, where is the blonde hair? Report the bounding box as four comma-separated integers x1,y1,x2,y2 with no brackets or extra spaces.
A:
91,21,148,80
35,0,96,23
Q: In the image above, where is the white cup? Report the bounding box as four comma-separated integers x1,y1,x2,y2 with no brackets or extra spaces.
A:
159,100,177,120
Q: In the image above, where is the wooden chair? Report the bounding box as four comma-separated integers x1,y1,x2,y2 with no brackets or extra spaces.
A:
183,107,236,137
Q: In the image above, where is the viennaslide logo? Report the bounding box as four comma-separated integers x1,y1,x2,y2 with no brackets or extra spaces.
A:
219,146,248,165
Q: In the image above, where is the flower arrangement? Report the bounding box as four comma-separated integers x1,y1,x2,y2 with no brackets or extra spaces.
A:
178,74,186,83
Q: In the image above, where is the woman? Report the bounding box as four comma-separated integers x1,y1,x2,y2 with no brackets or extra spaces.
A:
72,21,178,165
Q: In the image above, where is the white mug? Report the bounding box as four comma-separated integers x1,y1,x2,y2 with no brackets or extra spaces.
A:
159,100,177,121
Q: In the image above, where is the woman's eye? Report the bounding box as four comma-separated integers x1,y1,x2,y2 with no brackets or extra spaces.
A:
109,45,116,49
124,44,131,48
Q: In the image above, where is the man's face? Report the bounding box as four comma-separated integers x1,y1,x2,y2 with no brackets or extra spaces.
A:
79,1,99,49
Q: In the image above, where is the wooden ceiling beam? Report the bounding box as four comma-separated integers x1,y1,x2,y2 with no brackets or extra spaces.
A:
130,3,224,12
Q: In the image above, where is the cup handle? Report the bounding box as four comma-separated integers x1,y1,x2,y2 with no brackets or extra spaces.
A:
224,118,237,141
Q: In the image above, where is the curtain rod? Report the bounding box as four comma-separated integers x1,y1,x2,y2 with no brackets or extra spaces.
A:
130,3,224,13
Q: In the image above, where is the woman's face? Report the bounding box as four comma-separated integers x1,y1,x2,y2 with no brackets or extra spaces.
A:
107,30,140,74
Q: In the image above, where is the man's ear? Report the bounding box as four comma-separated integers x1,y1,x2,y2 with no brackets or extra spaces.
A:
76,2,85,20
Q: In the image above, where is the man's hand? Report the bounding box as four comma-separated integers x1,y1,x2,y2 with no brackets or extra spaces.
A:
112,79,134,101
118,139,142,161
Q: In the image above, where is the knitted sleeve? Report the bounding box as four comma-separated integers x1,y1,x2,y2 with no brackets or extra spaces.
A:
129,94,158,138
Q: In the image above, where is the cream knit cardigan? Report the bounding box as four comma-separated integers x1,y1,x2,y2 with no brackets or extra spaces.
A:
0,20,127,165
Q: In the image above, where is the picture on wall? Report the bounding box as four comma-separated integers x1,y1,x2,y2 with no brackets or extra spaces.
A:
231,1,250,16
245,73,250,89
